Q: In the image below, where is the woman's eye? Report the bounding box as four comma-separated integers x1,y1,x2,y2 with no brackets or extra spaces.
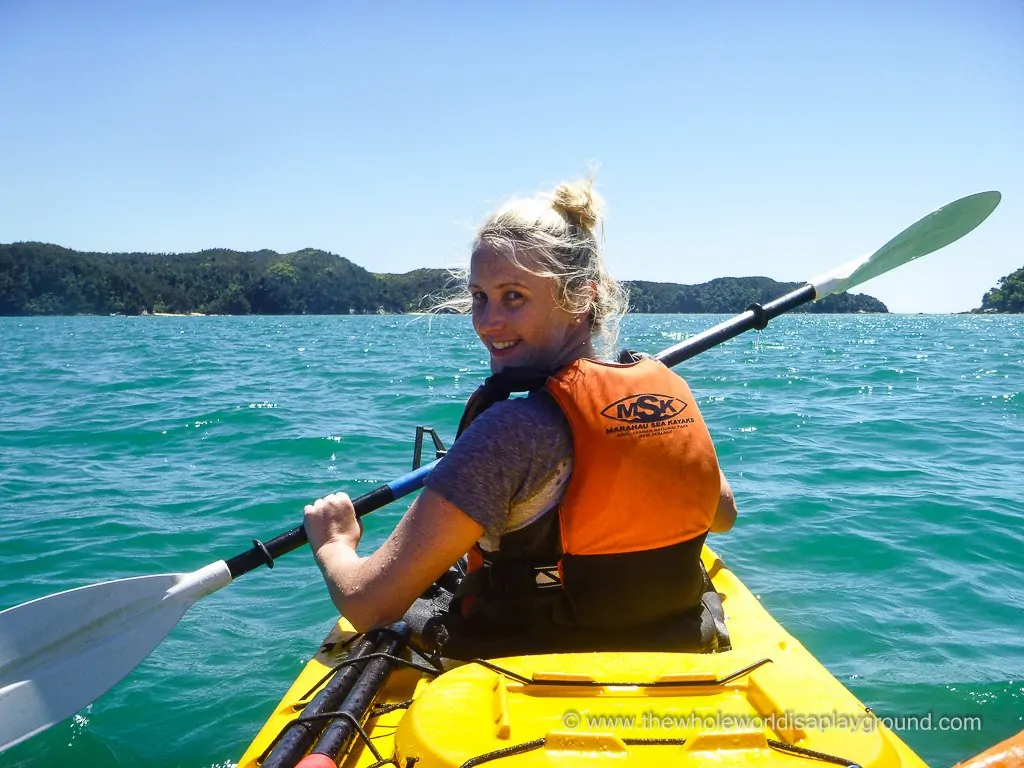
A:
471,292,487,304
504,291,524,303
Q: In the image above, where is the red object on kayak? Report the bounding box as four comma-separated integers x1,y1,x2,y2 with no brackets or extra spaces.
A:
295,754,338,768
955,729,1024,768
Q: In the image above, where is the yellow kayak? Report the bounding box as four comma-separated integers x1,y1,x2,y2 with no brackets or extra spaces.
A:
238,546,928,768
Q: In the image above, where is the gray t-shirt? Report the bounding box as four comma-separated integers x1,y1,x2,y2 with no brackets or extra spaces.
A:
424,391,573,550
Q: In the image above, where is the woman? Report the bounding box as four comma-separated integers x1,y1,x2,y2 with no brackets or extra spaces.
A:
304,178,738,657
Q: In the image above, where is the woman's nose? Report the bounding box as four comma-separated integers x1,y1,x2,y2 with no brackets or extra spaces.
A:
475,301,506,333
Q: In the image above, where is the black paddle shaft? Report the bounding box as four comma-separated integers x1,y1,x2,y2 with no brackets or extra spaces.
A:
655,284,816,368
224,483,399,579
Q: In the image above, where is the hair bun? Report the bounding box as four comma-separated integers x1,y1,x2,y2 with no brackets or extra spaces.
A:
552,180,604,231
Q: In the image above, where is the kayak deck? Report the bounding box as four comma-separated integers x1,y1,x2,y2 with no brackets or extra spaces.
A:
239,547,928,768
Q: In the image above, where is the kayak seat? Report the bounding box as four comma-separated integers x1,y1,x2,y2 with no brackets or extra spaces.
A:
401,560,730,661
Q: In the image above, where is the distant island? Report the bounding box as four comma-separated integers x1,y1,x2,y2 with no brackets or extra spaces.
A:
974,266,1024,313
0,242,889,316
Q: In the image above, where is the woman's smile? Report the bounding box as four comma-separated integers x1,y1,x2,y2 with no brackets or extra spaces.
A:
469,245,592,373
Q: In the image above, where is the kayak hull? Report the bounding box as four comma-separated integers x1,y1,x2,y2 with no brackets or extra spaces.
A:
239,547,928,768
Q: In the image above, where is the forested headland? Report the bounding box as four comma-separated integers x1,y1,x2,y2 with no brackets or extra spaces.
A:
0,242,889,316
975,267,1024,313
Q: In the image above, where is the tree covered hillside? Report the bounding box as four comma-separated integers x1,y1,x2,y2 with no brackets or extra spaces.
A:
0,243,391,316
626,275,886,314
1,242,888,316
976,267,1024,313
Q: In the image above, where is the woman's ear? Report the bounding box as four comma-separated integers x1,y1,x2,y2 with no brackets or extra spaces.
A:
568,280,598,326
584,280,598,321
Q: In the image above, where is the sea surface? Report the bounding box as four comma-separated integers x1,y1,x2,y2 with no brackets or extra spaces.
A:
1,313,1022,768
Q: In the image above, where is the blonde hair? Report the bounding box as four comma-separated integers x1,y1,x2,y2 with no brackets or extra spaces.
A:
437,178,629,356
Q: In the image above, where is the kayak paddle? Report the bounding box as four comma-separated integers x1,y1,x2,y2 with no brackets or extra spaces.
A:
0,460,440,754
0,189,1001,753
655,190,1002,367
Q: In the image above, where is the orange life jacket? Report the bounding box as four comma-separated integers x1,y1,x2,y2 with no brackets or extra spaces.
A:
455,356,721,629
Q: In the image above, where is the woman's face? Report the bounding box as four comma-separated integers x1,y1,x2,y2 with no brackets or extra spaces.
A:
469,245,592,374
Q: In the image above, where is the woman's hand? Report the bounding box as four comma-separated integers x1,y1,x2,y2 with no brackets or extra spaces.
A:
304,492,363,554
303,488,484,632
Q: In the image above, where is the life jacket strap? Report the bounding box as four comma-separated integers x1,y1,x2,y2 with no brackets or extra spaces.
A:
455,367,555,439
476,550,564,593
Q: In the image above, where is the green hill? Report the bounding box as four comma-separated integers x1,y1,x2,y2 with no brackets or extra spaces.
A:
975,267,1024,313
0,242,888,316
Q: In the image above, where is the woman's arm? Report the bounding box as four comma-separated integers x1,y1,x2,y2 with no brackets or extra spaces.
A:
710,468,738,533
304,488,484,632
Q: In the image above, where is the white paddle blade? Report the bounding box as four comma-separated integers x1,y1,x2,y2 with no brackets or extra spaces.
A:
0,561,231,753
811,191,1002,299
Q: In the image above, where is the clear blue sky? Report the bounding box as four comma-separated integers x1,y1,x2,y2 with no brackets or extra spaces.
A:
1,1,1021,313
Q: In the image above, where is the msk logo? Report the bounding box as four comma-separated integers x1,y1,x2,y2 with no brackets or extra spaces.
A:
600,393,687,424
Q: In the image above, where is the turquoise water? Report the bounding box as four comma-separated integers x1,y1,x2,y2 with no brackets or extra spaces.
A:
1,313,1022,768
